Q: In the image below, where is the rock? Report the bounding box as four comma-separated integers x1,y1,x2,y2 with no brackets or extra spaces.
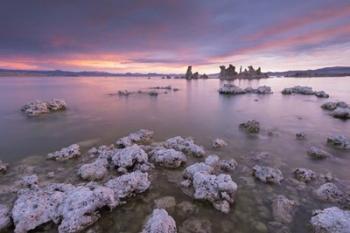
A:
58,185,117,233
150,85,172,90
0,204,11,231
245,85,273,94
105,171,150,201
12,183,72,233
314,91,329,98
252,165,283,184
154,196,176,212
149,147,187,168
272,195,297,224
0,160,9,174
176,201,197,217
310,207,350,233
165,136,205,157
185,66,193,80
116,129,154,148
331,107,350,119
111,145,148,171
118,90,133,96
21,99,66,116
321,101,348,111
314,183,344,202
296,132,306,140
307,146,332,159
20,174,39,188
47,144,81,161
78,158,109,181
239,120,260,133
218,84,246,95
183,162,214,180
179,218,212,233
141,209,176,233
192,172,237,213
293,168,316,183
219,159,238,172
47,171,55,178
327,135,350,150
212,138,228,148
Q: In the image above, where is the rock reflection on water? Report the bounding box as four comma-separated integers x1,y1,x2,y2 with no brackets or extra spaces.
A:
0,76,349,233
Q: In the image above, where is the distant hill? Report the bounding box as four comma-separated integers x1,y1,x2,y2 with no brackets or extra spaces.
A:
268,66,350,77
0,68,171,77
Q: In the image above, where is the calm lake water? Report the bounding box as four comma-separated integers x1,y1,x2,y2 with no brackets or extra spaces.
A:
0,76,349,233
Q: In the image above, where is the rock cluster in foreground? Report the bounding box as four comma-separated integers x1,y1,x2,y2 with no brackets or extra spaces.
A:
321,101,350,120
21,99,67,116
218,84,272,95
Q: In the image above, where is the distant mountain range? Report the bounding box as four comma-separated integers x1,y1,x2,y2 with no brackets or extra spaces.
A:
0,68,169,77
267,66,350,77
1,66,350,78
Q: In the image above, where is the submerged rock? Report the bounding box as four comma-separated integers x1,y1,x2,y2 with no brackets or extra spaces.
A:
0,160,9,174
192,172,237,213
149,147,187,168
314,183,344,203
307,146,332,159
20,174,39,189
327,135,350,150
239,120,260,134
154,196,176,212
310,207,350,233
105,171,150,201
179,218,212,233
47,144,81,161
78,158,109,181
141,209,177,233
21,99,67,116
252,165,283,184
0,204,11,231
165,136,205,157
176,201,197,217
116,129,154,148
293,168,316,183
111,145,148,171
212,138,228,148
272,195,297,224
296,132,306,140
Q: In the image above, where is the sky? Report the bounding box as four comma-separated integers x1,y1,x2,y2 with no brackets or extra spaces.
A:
0,0,350,74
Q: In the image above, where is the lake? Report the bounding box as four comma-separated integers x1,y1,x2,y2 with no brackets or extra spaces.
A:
0,76,349,233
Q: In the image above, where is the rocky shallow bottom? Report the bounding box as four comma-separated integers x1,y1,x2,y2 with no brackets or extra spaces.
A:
0,127,349,233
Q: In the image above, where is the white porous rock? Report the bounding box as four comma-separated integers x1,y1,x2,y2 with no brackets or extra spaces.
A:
327,135,350,150
331,107,350,119
116,129,154,148
105,171,150,201
307,146,332,159
111,145,148,171
212,138,228,148
314,183,344,203
272,195,297,224
310,207,350,233
183,162,214,180
12,183,74,233
0,204,11,231
21,99,66,116
149,147,187,168
0,160,9,174
48,144,81,161
218,84,246,95
239,120,260,134
20,174,39,189
165,136,205,157
78,158,109,181
252,165,284,184
141,209,177,233
58,185,117,233
192,172,237,213
293,168,316,183
244,85,273,94
204,155,237,172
